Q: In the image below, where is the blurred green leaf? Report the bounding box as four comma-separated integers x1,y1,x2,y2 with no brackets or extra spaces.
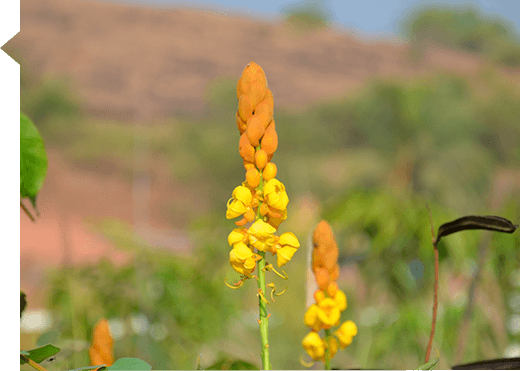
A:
20,344,60,365
20,112,47,209
36,329,60,347
105,358,152,370
417,356,439,370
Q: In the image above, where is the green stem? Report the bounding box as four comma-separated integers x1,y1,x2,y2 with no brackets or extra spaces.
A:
257,252,270,370
324,328,331,370
254,146,270,370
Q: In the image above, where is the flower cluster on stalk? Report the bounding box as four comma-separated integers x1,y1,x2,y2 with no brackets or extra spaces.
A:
226,61,300,285
302,221,358,363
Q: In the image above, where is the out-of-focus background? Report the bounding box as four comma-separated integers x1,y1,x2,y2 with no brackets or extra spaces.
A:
10,0,520,369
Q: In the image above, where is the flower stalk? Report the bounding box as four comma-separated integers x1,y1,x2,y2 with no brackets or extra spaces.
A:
226,61,300,370
302,221,357,370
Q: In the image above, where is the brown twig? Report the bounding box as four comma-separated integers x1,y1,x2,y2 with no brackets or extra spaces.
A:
20,200,36,222
425,204,439,363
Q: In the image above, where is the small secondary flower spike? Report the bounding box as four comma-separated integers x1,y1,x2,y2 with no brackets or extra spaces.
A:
89,318,114,367
226,61,300,370
303,221,357,369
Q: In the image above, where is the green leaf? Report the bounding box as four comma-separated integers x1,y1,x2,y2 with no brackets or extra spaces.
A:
105,358,152,370
20,292,27,318
20,112,48,210
20,344,60,365
417,356,439,370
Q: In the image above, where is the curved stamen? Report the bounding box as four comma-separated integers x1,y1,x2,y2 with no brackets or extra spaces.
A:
224,277,244,289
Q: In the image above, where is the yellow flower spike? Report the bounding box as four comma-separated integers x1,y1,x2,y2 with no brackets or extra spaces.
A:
257,289,270,305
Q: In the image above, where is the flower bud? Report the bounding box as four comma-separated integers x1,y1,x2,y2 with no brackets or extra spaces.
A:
243,160,255,170
261,120,278,155
236,111,247,134
262,162,277,182
238,95,253,122
315,268,330,292
255,149,268,170
245,80,267,111
314,290,326,303
239,132,255,162
246,116,265,147
246,168,260,188
327,282,339,298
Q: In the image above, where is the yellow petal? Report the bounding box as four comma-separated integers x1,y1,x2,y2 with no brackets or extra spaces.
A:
233,242,253,261
232,186,253,205
276,246,297,267
228,228,247,246
279,232,300,248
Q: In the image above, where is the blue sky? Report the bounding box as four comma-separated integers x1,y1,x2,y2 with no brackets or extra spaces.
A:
104,0,520,37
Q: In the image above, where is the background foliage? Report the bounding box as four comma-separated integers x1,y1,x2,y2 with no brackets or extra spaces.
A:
19,4,520,370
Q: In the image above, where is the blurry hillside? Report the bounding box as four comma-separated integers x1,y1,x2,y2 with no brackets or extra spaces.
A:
6,0,511,119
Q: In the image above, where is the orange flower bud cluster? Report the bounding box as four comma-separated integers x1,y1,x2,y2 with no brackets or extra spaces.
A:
302,221,357,363
89,318,114,367
236,62,278,182
312,220,340,291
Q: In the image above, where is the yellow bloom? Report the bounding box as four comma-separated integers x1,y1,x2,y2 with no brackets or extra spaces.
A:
263,179,289,211
317,298,341,329
248,219,277,252
228,228,249,246
229,242,258,276
275,232,300,267
332,289,347,312
303,304,323,332
335,320,358,349
302,331,325,361
226,186,253,219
